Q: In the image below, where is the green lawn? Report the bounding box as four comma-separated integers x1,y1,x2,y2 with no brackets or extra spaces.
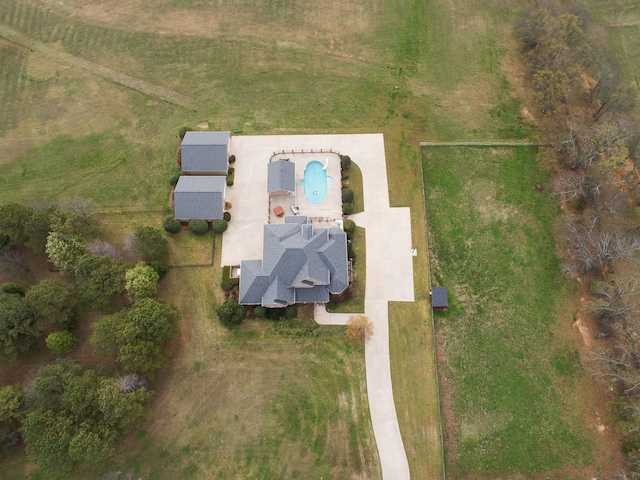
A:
422,146,592,476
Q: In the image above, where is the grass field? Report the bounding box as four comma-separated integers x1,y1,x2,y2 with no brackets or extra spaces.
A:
0,0,581,478
422,146,605,476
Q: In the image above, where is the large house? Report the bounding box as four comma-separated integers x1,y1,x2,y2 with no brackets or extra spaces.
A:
174,175,226,221
239,216,349,307
180,131,230,175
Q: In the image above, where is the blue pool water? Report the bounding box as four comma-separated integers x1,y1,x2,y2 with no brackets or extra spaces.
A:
300,160,334,204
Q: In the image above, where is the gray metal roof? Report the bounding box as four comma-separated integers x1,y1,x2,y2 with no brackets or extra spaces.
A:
432,287,448,308
181,131,230,173
238,219,349,306
267,160,296,193
174,176,225,221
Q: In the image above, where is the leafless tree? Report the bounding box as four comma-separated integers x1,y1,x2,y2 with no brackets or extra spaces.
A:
590,275,640,323
115,373,149,393
346,315,374,345
0,247,28,274
561,217,640,275
58,198,97,216
87,239,121,259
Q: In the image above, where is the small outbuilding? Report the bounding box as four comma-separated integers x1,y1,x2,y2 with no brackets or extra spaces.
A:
180,131,230,175
174,175,226,221
267,159,296,196
431,287,448,310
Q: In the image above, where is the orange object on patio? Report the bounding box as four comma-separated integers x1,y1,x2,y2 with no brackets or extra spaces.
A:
273,205,284,217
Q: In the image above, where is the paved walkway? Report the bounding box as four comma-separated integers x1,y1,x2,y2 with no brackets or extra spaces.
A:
222,134,414,479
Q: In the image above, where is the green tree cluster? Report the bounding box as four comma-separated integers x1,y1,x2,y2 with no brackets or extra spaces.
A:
21,359,151,472
91,298,180,375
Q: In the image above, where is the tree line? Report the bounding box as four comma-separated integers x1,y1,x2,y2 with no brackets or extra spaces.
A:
0,200,180,473
516,2,640,474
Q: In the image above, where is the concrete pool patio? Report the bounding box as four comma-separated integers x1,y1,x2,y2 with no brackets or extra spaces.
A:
221,134,415,479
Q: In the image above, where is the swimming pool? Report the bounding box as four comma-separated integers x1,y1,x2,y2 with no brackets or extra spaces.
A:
300,160,333,204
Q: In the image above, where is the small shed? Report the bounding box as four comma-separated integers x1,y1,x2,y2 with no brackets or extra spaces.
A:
174,175,226,221
431,287,448,310
267,159,296,196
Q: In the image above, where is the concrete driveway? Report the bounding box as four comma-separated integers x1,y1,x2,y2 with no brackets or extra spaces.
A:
221,134,414,479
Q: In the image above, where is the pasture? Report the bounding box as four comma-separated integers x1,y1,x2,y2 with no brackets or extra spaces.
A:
421,146,622,477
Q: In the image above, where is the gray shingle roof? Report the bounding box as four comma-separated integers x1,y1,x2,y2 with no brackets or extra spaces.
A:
267,160,296,194
181,131,230,173
174,176,226,221
431,287,448,308
239,219,349,307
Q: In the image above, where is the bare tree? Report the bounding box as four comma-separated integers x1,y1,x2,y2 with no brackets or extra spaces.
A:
0,247,28,274
561,218,640,275
590,275,640,323
115,373,149,393
58,198,97,216
346,315,374,345
87,239,121,259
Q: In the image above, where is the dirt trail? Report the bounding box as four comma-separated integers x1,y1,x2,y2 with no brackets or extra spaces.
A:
0,23,195,109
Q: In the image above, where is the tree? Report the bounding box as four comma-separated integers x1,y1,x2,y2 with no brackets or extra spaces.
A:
75,253,127,310
0,203,33,247
46,331,76,354
130,226,169,261
22,359,151,471
91,299,180,374
87,239,121,259
0,384,23,451
346,315,373,345
25,206,59,254
125,262,160,303
26,280,77,329
0,246,27,275
216,299,244,327
533,69,570,112
592,76,637,121
0,293,39,362
46,232,86,273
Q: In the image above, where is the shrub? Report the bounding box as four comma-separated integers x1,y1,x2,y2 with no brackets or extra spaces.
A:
221,266,239,291
590,280,606,294
169,165,182,186
147,260,169,279
163,216,181,234
178,126,193,139
229,154,236,164
223,212,231,222
340,155,352,170
227,178,234,187
343,219,356,234
189,220,209,235
212,219,228,234
45,331,76,354
228,167,235,175
216,299,244,327
325,302,336,312
266,308,284,320
254,306,266,318
285,305,297,319
342,203,354,215
342,188,354,204
1,283,24,296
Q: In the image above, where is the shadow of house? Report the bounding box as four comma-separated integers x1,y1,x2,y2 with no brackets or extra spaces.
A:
239,216,348,307
180,131,230,175
174,176,226,221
